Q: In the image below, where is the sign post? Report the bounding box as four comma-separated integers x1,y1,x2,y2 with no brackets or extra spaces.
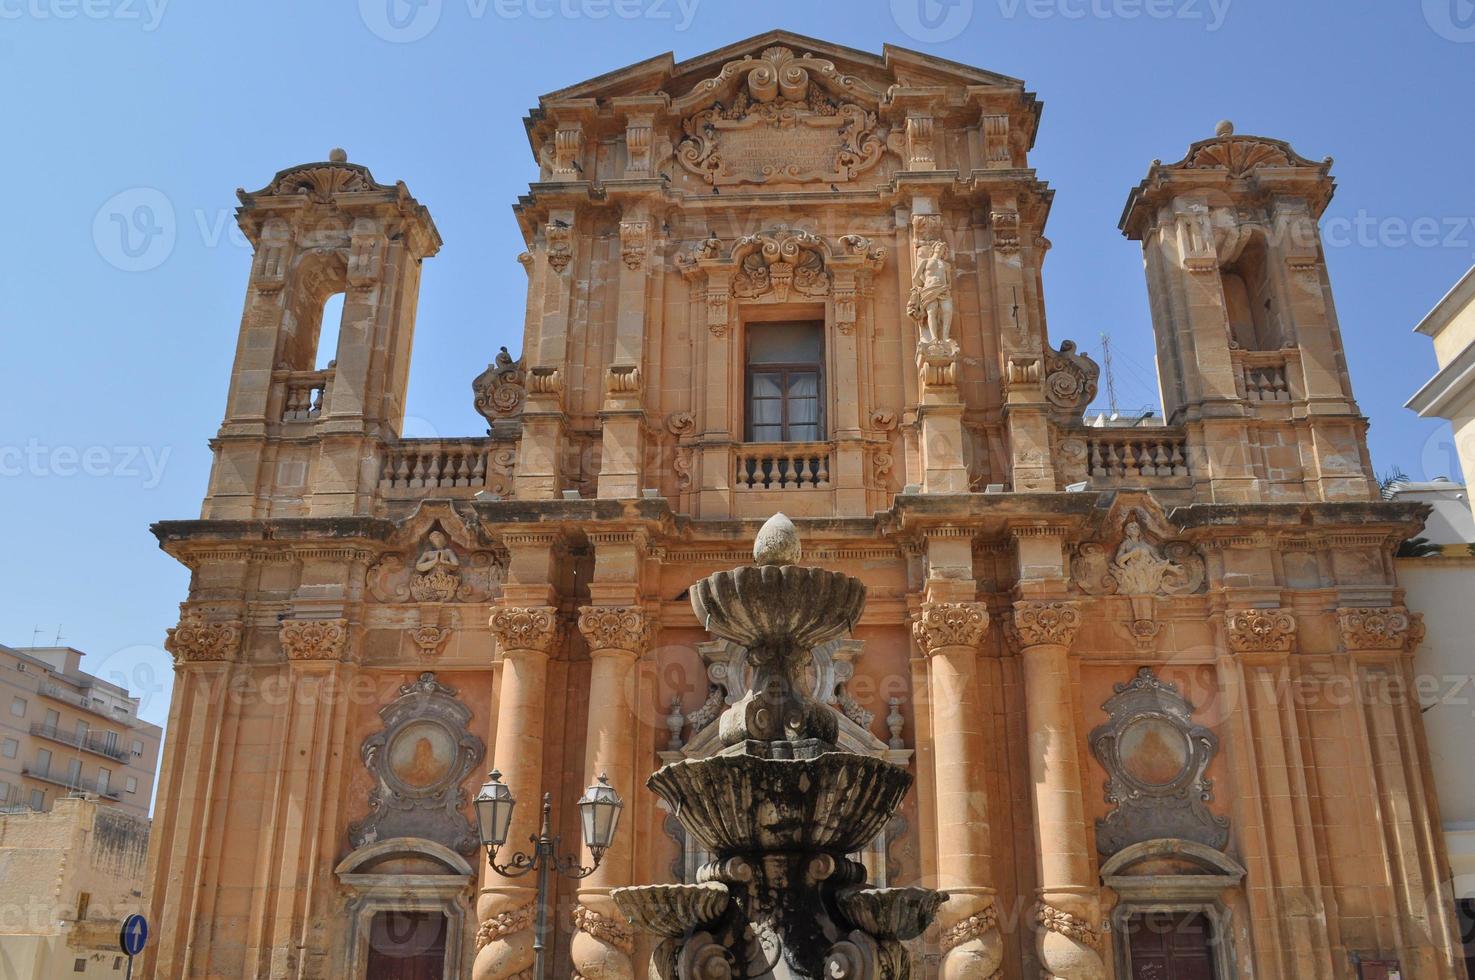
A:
119,913,148,980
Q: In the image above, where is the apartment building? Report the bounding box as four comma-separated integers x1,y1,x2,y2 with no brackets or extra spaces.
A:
0,644,161,819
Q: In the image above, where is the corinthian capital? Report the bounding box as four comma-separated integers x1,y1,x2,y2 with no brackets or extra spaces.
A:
489,605,559,654
577,605,653,654
1225,608,1297,653
279,619,349,661
912,602,990,655
164,612,242,663
1337,607,1416,652
1007,601,1082,651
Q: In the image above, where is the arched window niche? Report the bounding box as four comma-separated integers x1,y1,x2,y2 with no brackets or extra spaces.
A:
335,837,474,980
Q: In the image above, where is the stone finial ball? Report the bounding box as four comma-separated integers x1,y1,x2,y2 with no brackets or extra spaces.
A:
1215,120,1235,138
329,147,348,163
753,513,801,566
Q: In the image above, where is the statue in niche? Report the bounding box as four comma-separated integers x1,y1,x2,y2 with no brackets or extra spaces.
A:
410,529,461,603
1073,512,1205,597
907,240,955,344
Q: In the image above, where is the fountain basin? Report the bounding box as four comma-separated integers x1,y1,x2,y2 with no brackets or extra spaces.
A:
650,752,910,855
690,564,865,652
612,882,730,938
838,887,949,941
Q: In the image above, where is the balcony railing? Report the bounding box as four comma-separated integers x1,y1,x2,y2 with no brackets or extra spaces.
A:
36,682,137,725
20,765,121,801
29,723,130,763
734,443,834,490
277,369,331,422
379,440,490,493
1086,432,1190,481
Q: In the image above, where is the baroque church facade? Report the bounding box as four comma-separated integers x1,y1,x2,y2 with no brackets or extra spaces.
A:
144,31,1467,980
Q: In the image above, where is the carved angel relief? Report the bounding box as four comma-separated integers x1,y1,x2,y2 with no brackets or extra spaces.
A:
672,46,890,187
1072,514,1205,598
347,672,485,856
1090,668,1229,856
368,525,505,604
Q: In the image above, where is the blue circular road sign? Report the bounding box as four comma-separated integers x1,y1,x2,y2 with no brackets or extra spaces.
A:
120,914,148,956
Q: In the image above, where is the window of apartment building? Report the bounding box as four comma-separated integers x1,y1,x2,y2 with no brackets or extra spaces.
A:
130,739,143,757
73,958,85,972
0,780,10,804
101,730,119,753
10,696,26,717
2,738,17,759
125,776,138,794
43,708,59,730
66,759,82,787
29,789,44,810
76,720,89,740
35,748,52,773
745,321,824,443
96,767,111,796
76,892,90,922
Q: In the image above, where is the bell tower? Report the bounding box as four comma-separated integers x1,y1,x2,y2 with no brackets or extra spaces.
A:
205,149,442,519
1120,122,1376,502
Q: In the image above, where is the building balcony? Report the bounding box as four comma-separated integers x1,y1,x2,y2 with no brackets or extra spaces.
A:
29,723,130,763
377,438,515,500
20,764,122,801
1082,429,1192,489
36,681,137,726
734,442,834,491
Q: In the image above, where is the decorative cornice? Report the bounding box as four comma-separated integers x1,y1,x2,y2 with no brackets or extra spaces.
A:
1035,904,1101,950
1224,608,1298,654
940,903,999,953
475,902,536,950
1337,606,1415,652
912,602,990,655
577,606,653,654
1007,601,1082,651
571,905,636,955
280,619,349,661
490,606,559,654
164,612,242,663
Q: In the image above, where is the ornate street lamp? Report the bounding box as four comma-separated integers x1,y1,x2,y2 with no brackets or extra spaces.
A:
474,771,624,980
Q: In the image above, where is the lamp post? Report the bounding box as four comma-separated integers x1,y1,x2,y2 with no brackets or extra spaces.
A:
474,770,624,980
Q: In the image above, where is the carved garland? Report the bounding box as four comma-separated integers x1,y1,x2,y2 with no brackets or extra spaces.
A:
940,903,1000,953
1036,904,1101,950
476,902,537,950
571,905,636,955
490,606,560,654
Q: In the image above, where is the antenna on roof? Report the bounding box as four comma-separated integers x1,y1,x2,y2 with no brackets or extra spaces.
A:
1100,331,1120,416
52,626,64,647
30,627,41,646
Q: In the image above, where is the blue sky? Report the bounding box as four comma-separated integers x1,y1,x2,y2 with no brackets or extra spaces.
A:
1,0,1472,725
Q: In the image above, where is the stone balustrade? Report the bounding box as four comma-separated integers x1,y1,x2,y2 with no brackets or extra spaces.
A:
1086,430,1190,482
1235,351,1294,403
276,369,331,422
734,442,833,490
377,439,500,496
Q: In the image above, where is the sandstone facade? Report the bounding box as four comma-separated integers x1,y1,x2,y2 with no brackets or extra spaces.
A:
144,31,1466,980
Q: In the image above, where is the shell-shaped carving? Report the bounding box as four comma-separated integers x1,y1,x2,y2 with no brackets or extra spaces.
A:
649,753,910,854
612,883,730,938
690,564,865,652
837,887,948,941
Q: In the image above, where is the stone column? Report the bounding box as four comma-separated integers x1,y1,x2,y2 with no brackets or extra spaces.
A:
1008,600,1105,980
569,605,651,980
913,601,1004,980
474,606,559,980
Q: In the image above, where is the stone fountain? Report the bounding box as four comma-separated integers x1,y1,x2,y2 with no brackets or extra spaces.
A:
613,514,945,979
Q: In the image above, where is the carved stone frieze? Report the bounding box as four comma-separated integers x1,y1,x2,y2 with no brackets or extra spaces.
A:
164,612,242,663
731,230,830,301
577,605,653,653
1337,606,1415,652
912,602,990,655
619,219,649,271
1225,608,1298,654
490,606,560,654
672,46,888,187
368,529,504,604
472,346,526,423
280,619,349,661
410,625,452,659
546,222,573,272
1089,668,1229,856
1072,513,1205,597
1007,601,1082,650
347,672,485,855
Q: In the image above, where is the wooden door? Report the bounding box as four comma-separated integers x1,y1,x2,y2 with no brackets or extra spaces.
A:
1126,911,1217,980
366,910,448,980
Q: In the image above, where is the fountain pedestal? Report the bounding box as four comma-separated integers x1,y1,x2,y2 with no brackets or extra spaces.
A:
614,515,945,980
